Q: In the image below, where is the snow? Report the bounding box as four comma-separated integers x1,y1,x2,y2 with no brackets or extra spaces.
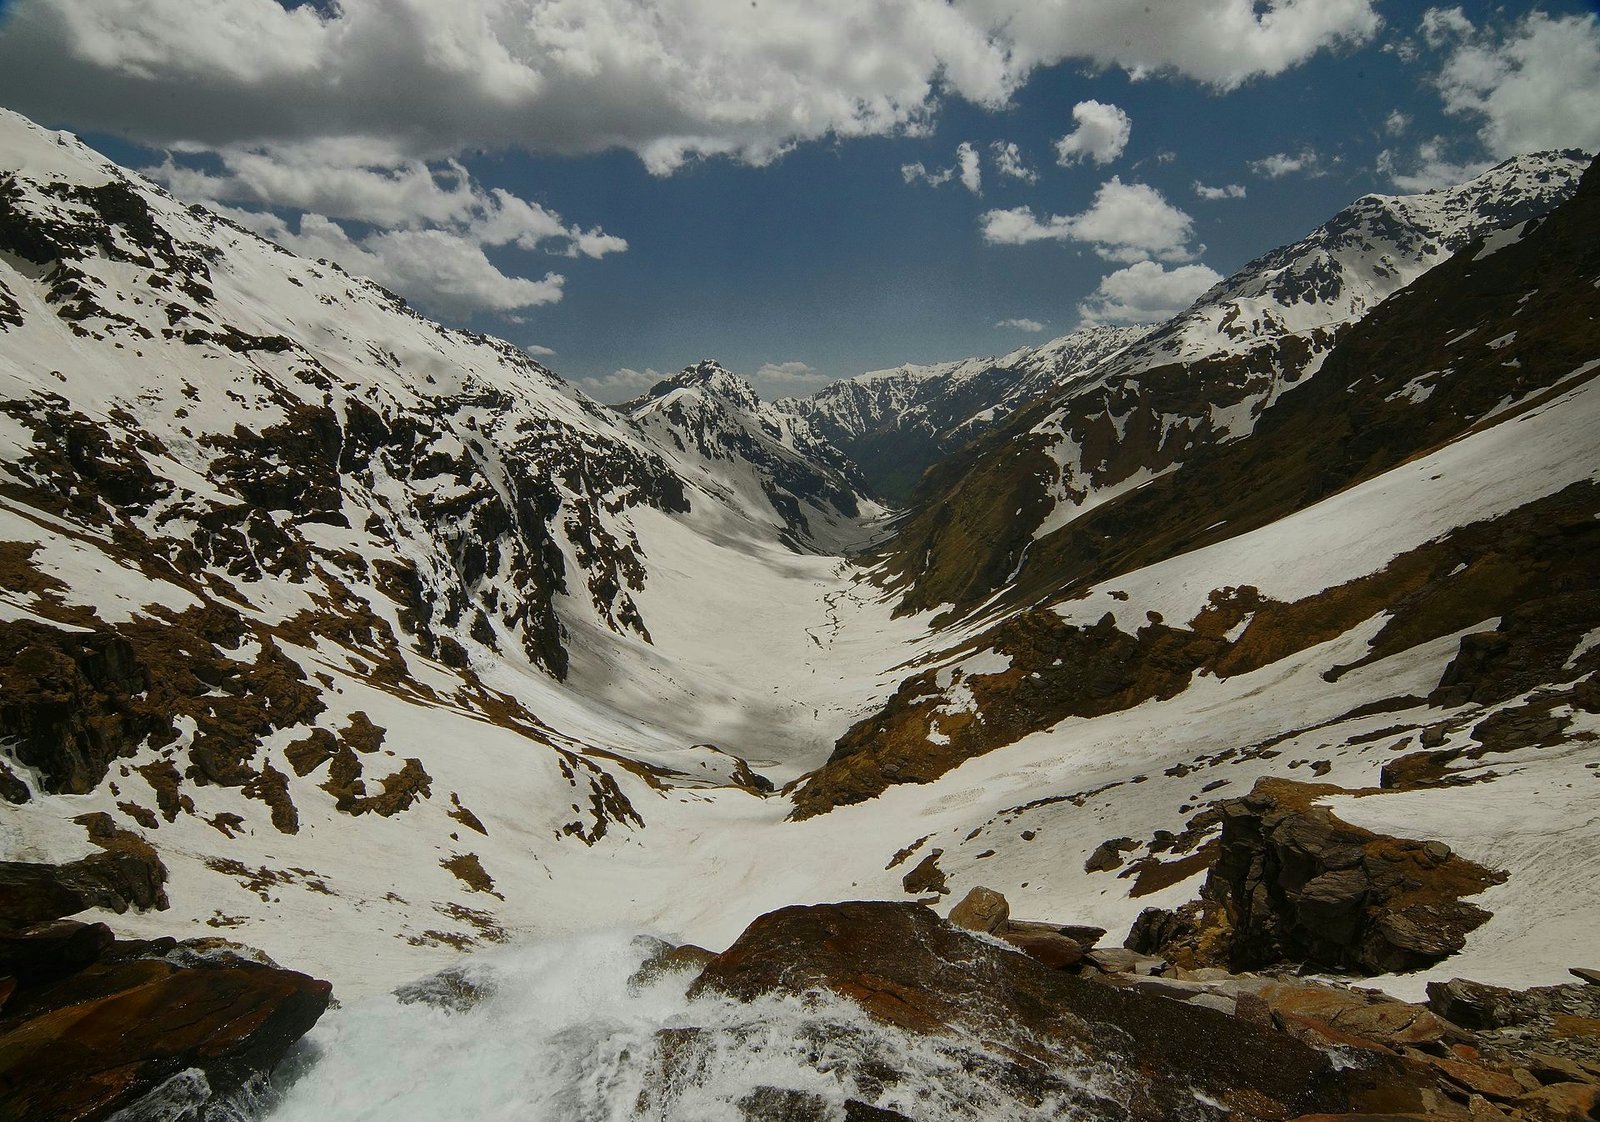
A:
1,105,1596,1033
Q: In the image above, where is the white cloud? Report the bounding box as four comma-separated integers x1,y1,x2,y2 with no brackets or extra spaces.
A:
1384,109,1411,136
247,212,566,318
524,344,557,357
1193,181,1247,200
956,141,983,194
995,317,1045,332
990,141,1037,183
1376,139,1490,192
981,176,1200,263
574,367,666,405
753,360,831,392
1053,100,1132,166
901,161,954,187
1421,7,1476,48
143,141,623,318
0,0,1383,171
903,143,982,193
1077,260,1224,326
1429,10,1600,158
1249,147,1327,178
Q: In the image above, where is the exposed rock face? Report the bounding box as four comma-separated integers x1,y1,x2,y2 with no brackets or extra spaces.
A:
690,900,1419,1122
0,931,331,1122
0,833,168,929
1126,780,1504,975
0,845,327,1122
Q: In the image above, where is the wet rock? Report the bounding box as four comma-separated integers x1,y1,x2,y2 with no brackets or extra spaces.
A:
629,938,718,988
0,920,114,985
1570,969,1600,988
394,963,494,1013
691,901,1389,1122
998,930,1086,971
0,935,331,1122
947,886,1008,933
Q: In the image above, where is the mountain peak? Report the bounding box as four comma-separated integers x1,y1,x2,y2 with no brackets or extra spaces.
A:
626,359,762,413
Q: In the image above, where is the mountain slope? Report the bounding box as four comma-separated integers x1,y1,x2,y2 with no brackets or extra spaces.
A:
621,359,881,552
781,324,1148,503
875,150,1591,617
794,153,1600,815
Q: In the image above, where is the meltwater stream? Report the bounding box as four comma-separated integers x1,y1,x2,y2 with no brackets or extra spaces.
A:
261,932,1126,1122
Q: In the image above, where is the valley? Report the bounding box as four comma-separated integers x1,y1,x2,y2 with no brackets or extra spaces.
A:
2,103,1599,1122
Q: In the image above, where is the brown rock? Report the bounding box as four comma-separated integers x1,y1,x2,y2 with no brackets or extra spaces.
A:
0,920,114,985
998,930,1086,970
947,886,1008,933
0,954,331,1121
1429,1058,1524,1102
1517,1082,1600,1122
691,901,1368,1122
900,850,947,896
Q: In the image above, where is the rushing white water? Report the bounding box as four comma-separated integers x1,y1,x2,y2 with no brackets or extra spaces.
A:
263,932,1125,1122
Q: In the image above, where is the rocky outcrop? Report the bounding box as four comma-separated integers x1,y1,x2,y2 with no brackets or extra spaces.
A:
1126,780,1504,975
0,846,328,1122
0,826,167,929
0,923,331,1121
689,900,1431,1122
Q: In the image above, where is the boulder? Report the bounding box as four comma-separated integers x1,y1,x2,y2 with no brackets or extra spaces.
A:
0,940,331,1121
690,900,1414,1122
0,920,114,985
1427,979,1527,1030
998,929,1086,970
0,845,167,929
947,886,1008,933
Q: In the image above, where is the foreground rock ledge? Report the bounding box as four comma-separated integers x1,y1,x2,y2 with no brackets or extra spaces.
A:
0,918,331,1122
688,900,1457,1122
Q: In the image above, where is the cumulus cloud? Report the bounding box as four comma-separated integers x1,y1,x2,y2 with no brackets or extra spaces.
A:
236,211,566,318
990,141,1037,183
955,142,983,194
146,144,622,317
754,360,831,393
1077,260,1224,326
149,145,625,258
0,0,1382,170
1384,109,1411,136
573,367,667,405
901,161,953,187
1375,139,1490,192
1421,6,1476,48
524,344,557,357
1427,9,1600,158
1053,100,1132,166
1193,181,1247,200
904,143,982,193
981,177,1199,263
1249,147,1327,178
995,317,1045,332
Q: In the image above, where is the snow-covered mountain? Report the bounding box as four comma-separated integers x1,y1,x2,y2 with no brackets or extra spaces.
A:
5,96,1599,1095
621,359,882,553
877,150,1592,615
780,325,1147,503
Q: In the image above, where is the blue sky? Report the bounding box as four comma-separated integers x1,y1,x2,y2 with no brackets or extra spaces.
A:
1,1,1597,400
